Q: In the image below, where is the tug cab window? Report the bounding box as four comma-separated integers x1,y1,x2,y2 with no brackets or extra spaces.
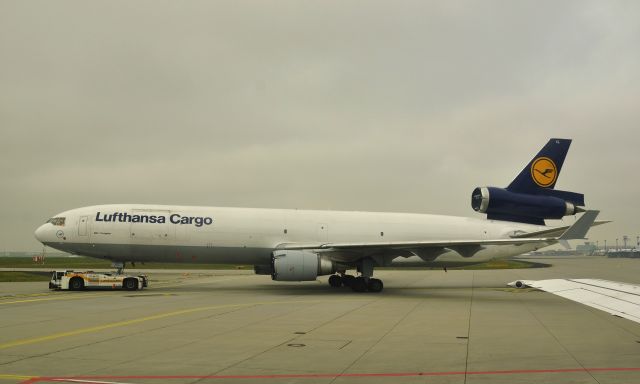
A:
47,217,66,226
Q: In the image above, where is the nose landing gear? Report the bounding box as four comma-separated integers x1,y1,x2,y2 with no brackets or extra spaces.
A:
111,261,125,275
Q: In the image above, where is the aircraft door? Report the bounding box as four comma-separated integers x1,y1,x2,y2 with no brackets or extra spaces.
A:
78,216,89,236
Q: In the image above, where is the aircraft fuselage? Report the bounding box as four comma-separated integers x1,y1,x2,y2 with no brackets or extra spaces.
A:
35,204,549,266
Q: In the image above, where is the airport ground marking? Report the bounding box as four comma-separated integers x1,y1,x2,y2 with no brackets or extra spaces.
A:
0,374,36,381
0,275,254,306
52,380,136,384
0,299,361,351
0,293,117,306
0,274,251,305
153,276,251,289
0,293,60,300
18,367,640,383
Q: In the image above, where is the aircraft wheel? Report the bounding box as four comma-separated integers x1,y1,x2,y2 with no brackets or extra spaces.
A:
123,278,138,291
328,275,343,288
351,277,368,292
69,277,84,291
342,275,355,287
367,278,384,293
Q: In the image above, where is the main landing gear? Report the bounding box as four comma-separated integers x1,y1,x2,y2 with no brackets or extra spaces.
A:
328,274,384,293
328,258,384,293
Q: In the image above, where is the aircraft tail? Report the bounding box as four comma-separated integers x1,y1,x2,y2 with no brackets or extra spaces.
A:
507,138,570,193
471,138,585,225
506,138,584,207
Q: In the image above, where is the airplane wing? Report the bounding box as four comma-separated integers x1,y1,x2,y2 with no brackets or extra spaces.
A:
509,279,640,324
278,237,558,251
276,210,599,261
278,238,558,262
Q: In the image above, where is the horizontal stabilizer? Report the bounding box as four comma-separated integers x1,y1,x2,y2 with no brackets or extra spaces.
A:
559,210,599,240
511,219,611,239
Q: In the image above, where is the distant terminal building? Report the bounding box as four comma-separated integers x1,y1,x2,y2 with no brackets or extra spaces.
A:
576,242,598,256
607,249,640,258
526,241,638,257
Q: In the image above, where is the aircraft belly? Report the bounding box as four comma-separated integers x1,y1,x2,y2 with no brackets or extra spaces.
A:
44,242,272,265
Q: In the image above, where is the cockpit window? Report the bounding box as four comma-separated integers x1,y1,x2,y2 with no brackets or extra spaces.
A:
46,217,66,226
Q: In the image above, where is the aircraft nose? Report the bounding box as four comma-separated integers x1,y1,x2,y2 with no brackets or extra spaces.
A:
34,224,49,243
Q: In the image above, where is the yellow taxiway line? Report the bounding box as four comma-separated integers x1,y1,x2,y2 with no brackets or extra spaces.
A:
0,276,252,306
0,374,36,381
0,292,60,300
0,299,358,351
0,293,116,306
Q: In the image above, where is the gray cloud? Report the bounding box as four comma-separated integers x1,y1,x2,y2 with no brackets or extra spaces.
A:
1,1,639,251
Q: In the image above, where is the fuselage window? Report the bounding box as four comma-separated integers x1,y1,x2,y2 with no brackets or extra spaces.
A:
47,217,66,226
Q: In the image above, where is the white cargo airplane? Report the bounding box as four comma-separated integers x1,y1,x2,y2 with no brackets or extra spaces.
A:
34,139,604,292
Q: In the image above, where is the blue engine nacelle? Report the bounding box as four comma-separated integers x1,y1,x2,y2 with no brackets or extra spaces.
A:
471,187,583,225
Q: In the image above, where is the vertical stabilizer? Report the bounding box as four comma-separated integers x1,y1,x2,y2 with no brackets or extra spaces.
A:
507,138,571,193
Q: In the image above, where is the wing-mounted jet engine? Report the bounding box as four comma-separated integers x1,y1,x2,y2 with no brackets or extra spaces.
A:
270,250,337,281
471,138,585,225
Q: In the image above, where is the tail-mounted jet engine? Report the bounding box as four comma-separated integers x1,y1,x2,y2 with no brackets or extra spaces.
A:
471,187,584,225
471,138,587,225
271,250,336,281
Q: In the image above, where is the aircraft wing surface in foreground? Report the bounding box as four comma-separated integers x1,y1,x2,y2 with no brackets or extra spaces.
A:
509,279,640,324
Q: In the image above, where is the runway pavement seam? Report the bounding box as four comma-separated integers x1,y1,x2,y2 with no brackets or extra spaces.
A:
1,298,367,381
516,292,603,384
49,304,266,379
79,300,303,374
0,293,62,300
0,304,263,370
195,297,378,382
0,299,354,351
463,271,475,384
0,374,36,381
18,367,640,383
0,293,182,332
0,276,251,307
326,298,424,384
4,263,639,384
150,275,254,290
0,293,119,306
564,299,640,340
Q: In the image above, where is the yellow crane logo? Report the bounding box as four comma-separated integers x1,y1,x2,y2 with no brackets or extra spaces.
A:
530,157,557,187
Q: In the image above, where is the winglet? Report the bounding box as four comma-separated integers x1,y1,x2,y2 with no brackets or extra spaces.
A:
559,210,600,240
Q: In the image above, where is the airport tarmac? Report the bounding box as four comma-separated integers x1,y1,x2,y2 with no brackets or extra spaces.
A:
0,256,639,384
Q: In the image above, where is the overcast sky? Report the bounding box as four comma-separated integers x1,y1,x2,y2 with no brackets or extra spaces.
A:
1,1,639,251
